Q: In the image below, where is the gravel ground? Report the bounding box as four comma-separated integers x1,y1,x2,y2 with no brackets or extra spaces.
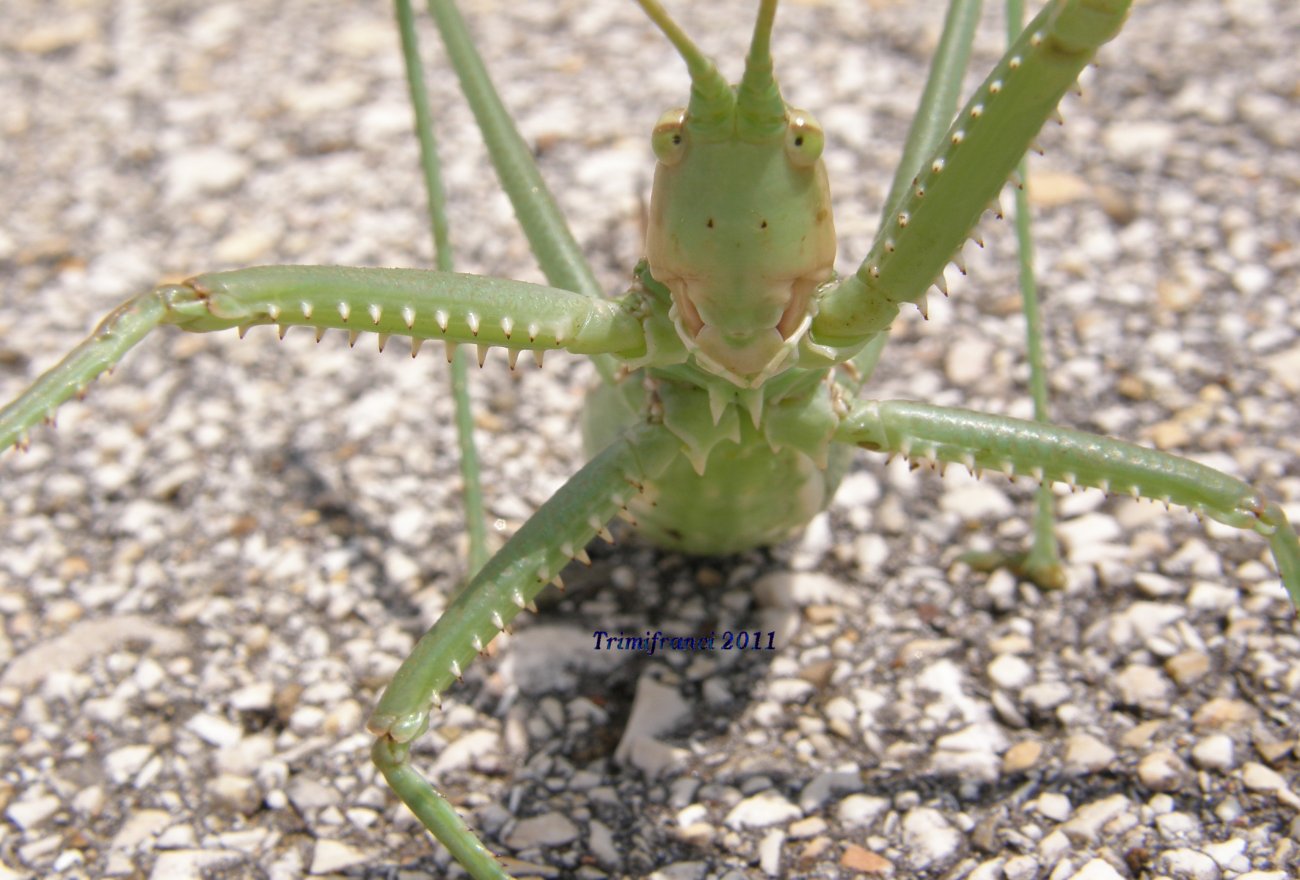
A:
2,1,1299,879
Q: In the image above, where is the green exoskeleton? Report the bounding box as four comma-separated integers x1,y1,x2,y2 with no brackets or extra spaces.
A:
2,0,1297,877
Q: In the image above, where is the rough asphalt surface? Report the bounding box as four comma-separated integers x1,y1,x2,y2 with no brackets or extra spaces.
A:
1,1,1298,878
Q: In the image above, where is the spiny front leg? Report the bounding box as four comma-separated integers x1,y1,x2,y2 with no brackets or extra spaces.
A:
812,0,1133,345
838,400,1300,605
187,266,645,359
0,266,648,453
369,423,678,880
0,293,170,451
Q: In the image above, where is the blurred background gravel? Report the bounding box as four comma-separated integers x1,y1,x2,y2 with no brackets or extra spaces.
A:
1,1,1298,878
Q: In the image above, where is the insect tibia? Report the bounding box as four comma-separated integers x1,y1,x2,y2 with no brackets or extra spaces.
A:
186,266,646,358
0,290,177,452
812,0,1133,346
841,399,1300,604
1251,501,1300,606
368,422,677,744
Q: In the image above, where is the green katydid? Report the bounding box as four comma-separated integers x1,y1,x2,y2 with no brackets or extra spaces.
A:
2,0,1298,877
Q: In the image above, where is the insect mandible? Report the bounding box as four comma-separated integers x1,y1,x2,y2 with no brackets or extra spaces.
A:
2,1,1298,878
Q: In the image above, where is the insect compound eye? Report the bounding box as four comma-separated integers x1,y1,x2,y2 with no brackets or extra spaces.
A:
651,108,688,166
784,109,824,167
